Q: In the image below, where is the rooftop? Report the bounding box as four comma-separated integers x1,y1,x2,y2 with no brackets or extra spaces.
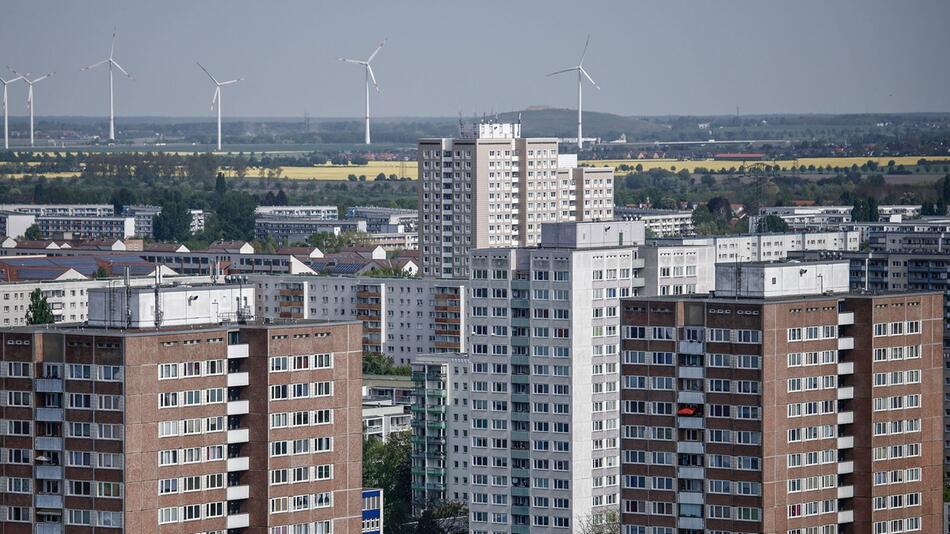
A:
6,316,360,337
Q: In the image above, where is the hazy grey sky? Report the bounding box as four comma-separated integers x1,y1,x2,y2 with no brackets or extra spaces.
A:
3,0,949,118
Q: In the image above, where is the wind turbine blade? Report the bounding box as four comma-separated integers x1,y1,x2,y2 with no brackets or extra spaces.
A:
110,27,117,59
212,87,219,109
338,58,365,65
111,60,132,79
197,62,219,85
580,67,599,90
82,58,110,71
219,78,243,86
367,39,386,63
7,67,29,79
579,34,591,65
32,73,53,83
367,65,379,92
547,67,578,77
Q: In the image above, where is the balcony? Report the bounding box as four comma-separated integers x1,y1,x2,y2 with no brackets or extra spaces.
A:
837,411,854,425
36,408,64,422
35,494,63,508
35,437,62,450
837,387,854,400
35,378,63,392
837,362,854,375
678,341,703,355
677,492,703,505
227,372,249,387
227,513,250,529
35,524,63,534
837,510,854,524
677,441,704,455
227,485,250,500
677,391,704,404
227,429,249,444
837,461,854,474
677,417,703,429
227,400,249,415
838,337,854,351
677,517,704,530
837,436,854,449
838,312,854,325
677,467,704,479
35,465,63,479
837,485,854,499
677,367,703,380
227,456,249,472
227,344,249,359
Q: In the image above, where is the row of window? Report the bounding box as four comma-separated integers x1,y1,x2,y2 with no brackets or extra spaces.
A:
269,465,333,485
787,400,837,418
788,474,836,493
269,353,333,372
270,492,333,514
787,350,837,367
622,351,762,369
873,468,923,486
873,370,922,387
787,375,837,393
269,382,334,401
159,473,224,494
158,360,224,379
0,508,120,527
787,325,838,342
158,388,224,408
270,437,334,457
623,326,762,344
158,502,224,524
159,416,225,437
159,445,225,466
873,443,921,461
787,424,837,443
788,499,836,518
269,409,333,428
872,321,921,337
874,418,921,436
873,492,921,511
873,394,921,411
787,449,837,468
874,345,921,361
268,522,332,534
872,517,922,533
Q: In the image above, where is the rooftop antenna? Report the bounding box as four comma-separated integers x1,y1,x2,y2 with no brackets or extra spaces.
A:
458,111,463,136
124,266,132,329
154,267,163,328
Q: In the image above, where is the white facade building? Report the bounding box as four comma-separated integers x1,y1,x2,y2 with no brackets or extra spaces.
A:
88,283,253,328
639,243,716,297
464,221,645,532
714,260,850,298
614,207,695,237
362,400,411,442
255,205,339,219
0,204,115,217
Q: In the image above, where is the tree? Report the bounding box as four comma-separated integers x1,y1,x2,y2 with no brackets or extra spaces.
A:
109,187,137,213
307,230,369,253
24,224,42,240
216,191,258,240
275,189,289,206
757,214,790,233
153,201,192,242
94,266,110,279
363,352,411,376
215,172,228,195
576,507,621,534
363,433,412,532
26,288,55,325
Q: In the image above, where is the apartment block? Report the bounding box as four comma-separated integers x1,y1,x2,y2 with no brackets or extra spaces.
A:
417,122,614,278
362,400,410,442
0,212,37,239
122,205,163,238
0,284,364,533
0,204,116,218
249,274,465,366
615,207,696,237
464,221,645,532
410,353,471,514
750,205,921,233
37,216,136,241
619,261,943,534
255,206,340,220
254,217,367,244
651,231,860,263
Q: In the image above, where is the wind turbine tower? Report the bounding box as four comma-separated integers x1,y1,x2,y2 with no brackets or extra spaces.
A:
82,27,133,142
338,40,385,145
8,68,54,148
0,74,24,149
197,63,243,152
547,34,599,150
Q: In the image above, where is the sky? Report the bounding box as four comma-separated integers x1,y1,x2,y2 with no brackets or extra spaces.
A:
2,0,949,119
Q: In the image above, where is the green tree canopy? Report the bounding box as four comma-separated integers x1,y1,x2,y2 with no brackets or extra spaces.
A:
24,224,42,240
26,288,55,325
363,433,412,532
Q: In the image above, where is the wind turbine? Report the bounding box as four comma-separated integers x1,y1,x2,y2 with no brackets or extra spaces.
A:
338,40,385,145
197,63,243,151
82,27,133,142
8,68,54,148
547,34,599,150
0,74,24,149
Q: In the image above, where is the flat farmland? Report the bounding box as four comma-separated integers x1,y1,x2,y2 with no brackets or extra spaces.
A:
583,156,941,173
246,161,417,180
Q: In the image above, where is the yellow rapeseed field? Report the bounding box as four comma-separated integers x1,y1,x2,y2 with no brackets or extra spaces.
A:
581,156,935,173
243,161,417,181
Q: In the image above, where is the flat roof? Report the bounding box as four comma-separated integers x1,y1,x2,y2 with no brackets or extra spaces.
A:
4,317,360,338
625,289,943,305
